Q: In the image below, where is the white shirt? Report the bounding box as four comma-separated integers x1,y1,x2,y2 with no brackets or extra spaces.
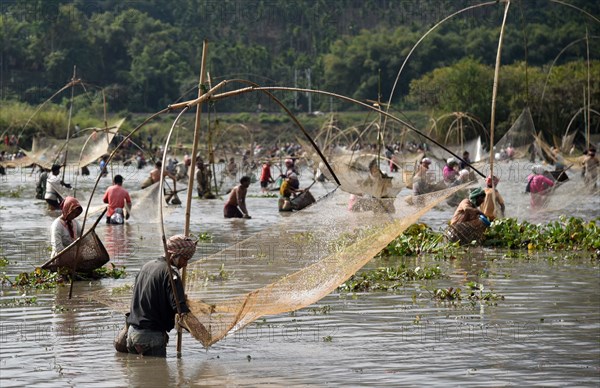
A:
44,174,62,201
50,217,82,257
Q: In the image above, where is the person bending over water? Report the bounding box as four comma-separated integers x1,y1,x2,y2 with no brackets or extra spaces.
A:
126,235,210,356
224,176,252,218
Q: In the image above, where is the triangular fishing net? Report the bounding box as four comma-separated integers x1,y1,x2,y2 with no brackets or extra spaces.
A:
495,108,537,158
317,153,404,197
427,136,484,165
91,183,466,347
22,119,124,169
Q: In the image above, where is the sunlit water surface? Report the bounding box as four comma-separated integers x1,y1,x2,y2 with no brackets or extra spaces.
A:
0,161,598,387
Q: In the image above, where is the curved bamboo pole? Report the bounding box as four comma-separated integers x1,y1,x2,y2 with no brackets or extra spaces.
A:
179,39,209,357
156,106,190,355
382,1,498,133
67,108,169,298
202,85,487,178
538,36,599,119
549,0,600,24
586,29,591,151
488,1,511,210
170,79,342,185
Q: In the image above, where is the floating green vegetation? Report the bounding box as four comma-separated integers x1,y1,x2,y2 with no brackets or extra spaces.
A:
248,193,277,198
3,268,69,290
378,223,457,258
308,305,331,315
323,335,333,342
191,263,232,283
378,217,599,258
292,231,316,244
0,296,38,307
483,216,600,251
338,264,443,292
0,185,25,198
111,284,133,295
52,304,68,313
1,264,126,290
197,232,213,243
433,282,504,304
0,257,9,267
90,264,127,279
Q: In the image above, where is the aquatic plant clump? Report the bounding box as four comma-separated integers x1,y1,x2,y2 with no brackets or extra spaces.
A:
433,282,505,305
482,216,600,251
1,264,126,290
377,223,452,257
378,217,599,257
338,264,443,292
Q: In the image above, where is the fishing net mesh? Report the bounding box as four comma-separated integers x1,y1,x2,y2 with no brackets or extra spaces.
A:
42,229,109,273
90,183,465,347
495,108,538,159
22,119,123,169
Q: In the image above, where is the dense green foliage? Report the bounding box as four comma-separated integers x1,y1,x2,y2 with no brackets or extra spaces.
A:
1,0,598,145
378,217,600,256
483,216,600,250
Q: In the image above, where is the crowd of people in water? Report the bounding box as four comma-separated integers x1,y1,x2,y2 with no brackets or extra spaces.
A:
3,132,599,358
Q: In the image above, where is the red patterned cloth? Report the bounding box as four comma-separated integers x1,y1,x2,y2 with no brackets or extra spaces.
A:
60,196,82,238
166,235,198,259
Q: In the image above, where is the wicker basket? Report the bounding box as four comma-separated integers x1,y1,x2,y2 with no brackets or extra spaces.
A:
444,219,487,245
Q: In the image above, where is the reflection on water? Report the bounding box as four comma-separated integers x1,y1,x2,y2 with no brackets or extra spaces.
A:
0,162,599,386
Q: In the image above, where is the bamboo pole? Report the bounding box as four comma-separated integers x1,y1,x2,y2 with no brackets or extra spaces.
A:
208,85,487,178
586,29,591,151
62,66,77,183
178,39,209,357
488,1,511,199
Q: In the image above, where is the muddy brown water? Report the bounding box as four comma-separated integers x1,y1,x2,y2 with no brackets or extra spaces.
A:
0,160,598,387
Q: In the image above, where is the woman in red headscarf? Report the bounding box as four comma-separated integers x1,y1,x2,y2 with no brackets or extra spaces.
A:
50,196,83,257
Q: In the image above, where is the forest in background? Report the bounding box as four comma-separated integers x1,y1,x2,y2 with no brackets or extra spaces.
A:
1,0,599,147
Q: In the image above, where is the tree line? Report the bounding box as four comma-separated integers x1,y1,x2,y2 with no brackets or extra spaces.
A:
0,0,598,144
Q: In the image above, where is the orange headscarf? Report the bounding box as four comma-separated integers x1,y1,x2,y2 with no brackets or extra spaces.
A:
60,196,82,239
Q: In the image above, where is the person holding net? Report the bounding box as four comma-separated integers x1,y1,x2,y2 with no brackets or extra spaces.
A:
124,235,210,356
450,187,487,227
480,175,505,221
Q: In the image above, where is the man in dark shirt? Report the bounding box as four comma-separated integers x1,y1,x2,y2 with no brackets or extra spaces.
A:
126,235,210,356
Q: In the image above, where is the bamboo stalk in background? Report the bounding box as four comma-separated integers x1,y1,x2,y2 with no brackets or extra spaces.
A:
62,66,77,183
488,1,511,204
586,29,591,151
178,39,209,357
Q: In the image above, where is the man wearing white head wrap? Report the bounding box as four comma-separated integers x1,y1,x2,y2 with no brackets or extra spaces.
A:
125,235,210,356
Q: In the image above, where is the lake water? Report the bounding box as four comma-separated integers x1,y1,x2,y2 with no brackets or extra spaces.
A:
0,159,598,387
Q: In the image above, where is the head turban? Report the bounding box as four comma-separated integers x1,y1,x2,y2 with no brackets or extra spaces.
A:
61,196,82,239
167,234,198,260
469,187,486,203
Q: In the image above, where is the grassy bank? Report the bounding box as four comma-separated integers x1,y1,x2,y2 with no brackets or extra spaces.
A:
1,98,430,151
